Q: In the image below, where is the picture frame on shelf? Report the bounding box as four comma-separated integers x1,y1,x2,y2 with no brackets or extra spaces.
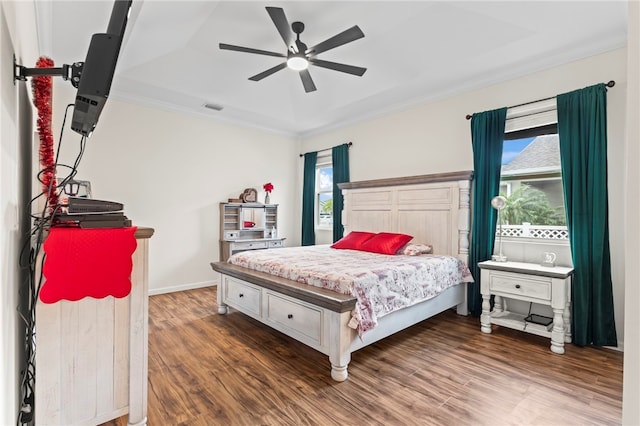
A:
240,188,258,203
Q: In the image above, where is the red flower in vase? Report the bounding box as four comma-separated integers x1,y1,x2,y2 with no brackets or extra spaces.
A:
263,182,274,193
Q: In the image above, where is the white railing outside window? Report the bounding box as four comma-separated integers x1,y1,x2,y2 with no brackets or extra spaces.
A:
498,223,568,240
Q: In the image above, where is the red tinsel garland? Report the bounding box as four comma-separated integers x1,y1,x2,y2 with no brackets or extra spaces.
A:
32,56,58,213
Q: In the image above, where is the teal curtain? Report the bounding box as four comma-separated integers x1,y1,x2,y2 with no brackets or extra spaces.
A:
468,107,507,316
331,144,350,242
557,83,617,346
302,152,317,246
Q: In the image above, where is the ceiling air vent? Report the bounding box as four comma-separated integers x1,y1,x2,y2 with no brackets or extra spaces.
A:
203,103,223,111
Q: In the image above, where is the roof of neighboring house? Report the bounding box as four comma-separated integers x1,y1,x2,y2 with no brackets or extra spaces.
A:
502,134,560,174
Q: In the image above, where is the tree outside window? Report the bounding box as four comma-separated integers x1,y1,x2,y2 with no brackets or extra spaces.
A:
317,165,333,227
500,184,566,226
500,132,568,239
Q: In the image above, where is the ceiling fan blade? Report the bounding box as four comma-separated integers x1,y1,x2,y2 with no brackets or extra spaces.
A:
306,26,365,56
299,69,317,93
249,62,287,81
309,58,366,76
266,7,294,51
219,43,285,58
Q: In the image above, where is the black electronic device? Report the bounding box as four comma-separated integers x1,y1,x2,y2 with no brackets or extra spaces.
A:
78,218,131,229
52,212,132,228
524,314,553,327
71,0,133,136
65,197,123,214
14,0,133,137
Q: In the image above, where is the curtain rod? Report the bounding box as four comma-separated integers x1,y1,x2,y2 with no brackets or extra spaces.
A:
465,80,615,120
299,141,353,157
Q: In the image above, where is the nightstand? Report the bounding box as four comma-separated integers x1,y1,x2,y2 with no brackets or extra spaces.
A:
478,260,573,354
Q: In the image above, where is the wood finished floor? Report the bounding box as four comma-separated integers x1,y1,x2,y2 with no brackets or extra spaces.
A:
102,287,622,426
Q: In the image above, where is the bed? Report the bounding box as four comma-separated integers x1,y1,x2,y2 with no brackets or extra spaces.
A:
211,171,473,381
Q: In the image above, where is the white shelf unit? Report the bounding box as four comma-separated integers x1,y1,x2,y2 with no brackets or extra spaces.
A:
219,202,285,261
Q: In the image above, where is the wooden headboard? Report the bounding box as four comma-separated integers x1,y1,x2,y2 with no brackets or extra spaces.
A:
339,171,473,263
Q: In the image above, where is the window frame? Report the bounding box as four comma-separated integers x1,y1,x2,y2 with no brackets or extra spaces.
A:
315,154,333,231
500,123,568,243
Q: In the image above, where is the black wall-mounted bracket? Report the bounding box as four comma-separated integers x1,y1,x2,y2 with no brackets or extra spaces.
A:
13,54,84,88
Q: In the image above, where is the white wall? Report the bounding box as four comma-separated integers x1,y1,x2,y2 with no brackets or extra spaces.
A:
300,48,628,349
53,84,298,294
623,1,639,424
0,2,39,424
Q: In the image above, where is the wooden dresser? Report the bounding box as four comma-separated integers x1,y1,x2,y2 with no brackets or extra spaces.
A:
35,227,154,426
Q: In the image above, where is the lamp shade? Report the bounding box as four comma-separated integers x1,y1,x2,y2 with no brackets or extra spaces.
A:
491,195,506,210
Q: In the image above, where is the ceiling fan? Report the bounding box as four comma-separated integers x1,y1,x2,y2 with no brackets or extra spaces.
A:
219,7,366,93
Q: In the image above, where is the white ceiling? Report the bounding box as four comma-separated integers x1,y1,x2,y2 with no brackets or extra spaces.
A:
35,1,628,137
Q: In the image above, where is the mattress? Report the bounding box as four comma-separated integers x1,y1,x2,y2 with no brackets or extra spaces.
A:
228,245,473,334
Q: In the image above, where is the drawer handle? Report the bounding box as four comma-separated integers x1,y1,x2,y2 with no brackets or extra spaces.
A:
239,293,244,298
515,284,521,289
287,314,293,319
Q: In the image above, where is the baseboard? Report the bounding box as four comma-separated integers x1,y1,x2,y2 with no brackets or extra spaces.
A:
149,280,217,296
607,341,624,352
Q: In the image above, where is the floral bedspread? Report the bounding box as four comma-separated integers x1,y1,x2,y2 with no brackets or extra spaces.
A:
227,245,474,335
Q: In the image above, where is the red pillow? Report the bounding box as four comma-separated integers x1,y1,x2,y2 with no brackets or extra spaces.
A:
359,232,414,255
331,231,376,250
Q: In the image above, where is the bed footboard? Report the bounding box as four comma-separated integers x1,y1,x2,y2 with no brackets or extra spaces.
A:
212,262,468,381
212,262,356,381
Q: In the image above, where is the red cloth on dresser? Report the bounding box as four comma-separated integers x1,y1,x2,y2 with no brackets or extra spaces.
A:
40,227,138,304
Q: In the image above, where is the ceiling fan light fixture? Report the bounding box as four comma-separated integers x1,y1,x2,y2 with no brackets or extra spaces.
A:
287,55,308,71
220,7,366,92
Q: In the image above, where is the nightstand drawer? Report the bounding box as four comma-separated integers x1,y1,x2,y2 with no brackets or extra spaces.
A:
489,273,551,301
233,241,268,251
268,240,284,248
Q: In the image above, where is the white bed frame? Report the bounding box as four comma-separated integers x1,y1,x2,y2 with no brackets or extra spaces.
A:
211,171,473,381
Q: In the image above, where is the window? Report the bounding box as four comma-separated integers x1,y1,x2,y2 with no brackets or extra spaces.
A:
499,126,568,240
316,156,333,228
